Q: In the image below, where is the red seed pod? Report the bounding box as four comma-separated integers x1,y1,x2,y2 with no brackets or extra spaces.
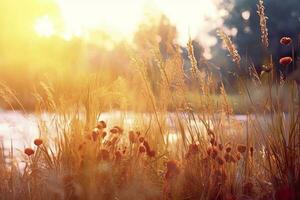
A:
207,147,213,156
143,141,151,152
113,126,124,134
225,146,232,153
128,131,137,143
216,156,225,165
96,121,107,129
280,37,292,45
138,137,145,143
34,138,43,146
224,153,231,163
210,138,217,146
166,160,179,171
188,143,199,155
98,149,110,161
236,153,241,161
92,128,99,141
237,144,247,153
165,160,180,180
139,145,146,153
147,150,156,157
110,128,119,134
210,147,218,159
279,57,293,65
102,131,107,138
136,131,141,137
115,151,122,161
24,148,34,156
218,143,223,151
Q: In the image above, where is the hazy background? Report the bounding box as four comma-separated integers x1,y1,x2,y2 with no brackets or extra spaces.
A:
0,0,299,110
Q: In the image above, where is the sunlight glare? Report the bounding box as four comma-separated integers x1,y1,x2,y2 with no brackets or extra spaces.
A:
34,16,55,37
55,0,228,56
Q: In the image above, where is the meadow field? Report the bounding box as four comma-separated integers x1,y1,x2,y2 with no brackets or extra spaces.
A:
0,0,300,199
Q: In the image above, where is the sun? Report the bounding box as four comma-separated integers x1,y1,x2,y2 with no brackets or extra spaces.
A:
56,0,145,42
34,16,55,37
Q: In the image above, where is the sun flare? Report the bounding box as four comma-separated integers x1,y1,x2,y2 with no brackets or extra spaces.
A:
55,0,225,50
34,16,55,37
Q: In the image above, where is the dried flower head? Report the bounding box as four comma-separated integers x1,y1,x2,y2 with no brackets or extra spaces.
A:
24,148,34,156
102,131,107,138
216,156,225,165
225,146,232,153
115,151,122,161
147,150,156,157
218,143,223,151
110,128,119,134
207,147,212,156
113,126,124,134
143,141,151,152
165,160,180,180
139,137,145,143
96,121,107,129
188,143,199,155
236,153,241,161
92,128,99,141
139,145,146,153
280,37,292,46
98,149,110,161
210,147,218,159
166,160,179,171
279,57,293,65
237,145,247,153
210,138,217,146
128,131,137,143
34,138,43,146
224,153,231,163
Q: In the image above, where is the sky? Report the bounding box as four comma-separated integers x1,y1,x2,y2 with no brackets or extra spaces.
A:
36,0,231,58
